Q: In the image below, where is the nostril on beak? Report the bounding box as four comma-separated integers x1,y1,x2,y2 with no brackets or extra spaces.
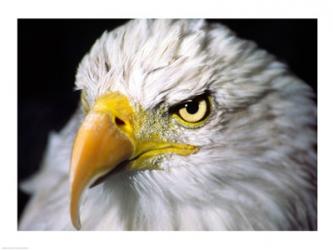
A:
115,117,125,127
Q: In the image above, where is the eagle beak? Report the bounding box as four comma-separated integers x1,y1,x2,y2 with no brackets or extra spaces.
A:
70,93,134,230
69,92,198,230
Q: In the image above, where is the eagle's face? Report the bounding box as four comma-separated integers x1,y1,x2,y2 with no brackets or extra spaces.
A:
70,19,316,230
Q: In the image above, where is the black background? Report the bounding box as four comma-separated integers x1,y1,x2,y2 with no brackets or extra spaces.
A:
18,19,317,221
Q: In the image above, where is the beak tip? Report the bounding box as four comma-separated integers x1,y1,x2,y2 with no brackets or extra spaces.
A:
70,206,82,230
73,219,81,230
70,188,82,230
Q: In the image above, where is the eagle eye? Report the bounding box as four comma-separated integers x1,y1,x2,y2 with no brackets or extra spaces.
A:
170,94,211,127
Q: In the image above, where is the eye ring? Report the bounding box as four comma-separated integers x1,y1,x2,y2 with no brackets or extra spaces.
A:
170,94,211,128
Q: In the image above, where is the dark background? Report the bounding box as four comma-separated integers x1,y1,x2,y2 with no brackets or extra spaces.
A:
18,19,317,222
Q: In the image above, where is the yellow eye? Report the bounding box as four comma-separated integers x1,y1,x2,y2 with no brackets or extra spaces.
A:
171,94,211,127
179,99,207,122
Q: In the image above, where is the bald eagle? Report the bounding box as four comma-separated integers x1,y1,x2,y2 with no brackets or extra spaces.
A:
20,19,317,230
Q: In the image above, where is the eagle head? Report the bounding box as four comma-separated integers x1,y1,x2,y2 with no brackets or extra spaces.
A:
64,19,316,230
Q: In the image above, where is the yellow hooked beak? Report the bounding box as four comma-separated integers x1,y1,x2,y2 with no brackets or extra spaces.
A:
70,92,198,230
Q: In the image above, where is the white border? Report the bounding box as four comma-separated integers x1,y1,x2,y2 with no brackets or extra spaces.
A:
1,0,332,249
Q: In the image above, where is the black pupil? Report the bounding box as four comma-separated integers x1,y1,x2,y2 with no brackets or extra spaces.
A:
185,101,199,114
